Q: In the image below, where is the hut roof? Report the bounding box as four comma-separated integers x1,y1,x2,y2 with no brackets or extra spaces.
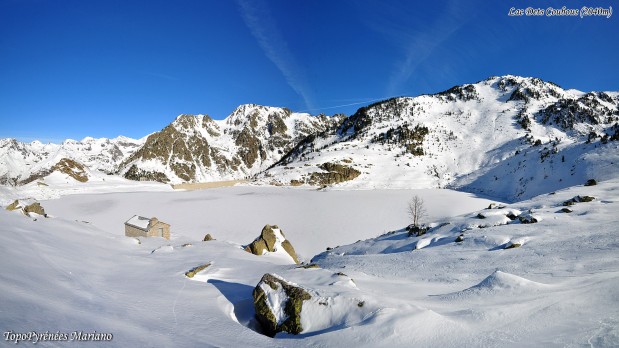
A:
125,215,151,231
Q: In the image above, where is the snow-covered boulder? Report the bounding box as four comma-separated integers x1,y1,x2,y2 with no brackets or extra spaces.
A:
563,195,596,206
518,212,540,224
244,225,300,264
253,273,311,336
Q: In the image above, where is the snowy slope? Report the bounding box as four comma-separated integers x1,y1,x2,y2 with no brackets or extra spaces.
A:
1,179,617,347
307,179,619,346
0,136,144,185
259,76,619,201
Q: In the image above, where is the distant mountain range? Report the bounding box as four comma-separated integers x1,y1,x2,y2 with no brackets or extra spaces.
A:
2,75,618,201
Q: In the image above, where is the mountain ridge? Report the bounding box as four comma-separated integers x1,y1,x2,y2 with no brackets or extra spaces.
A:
258,75,619,200
2,75,618,201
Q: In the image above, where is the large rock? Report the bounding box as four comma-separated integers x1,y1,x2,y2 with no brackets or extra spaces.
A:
23,202,46,217
280,240,300,264
5,200,22,211
260,224,277,251
253,273,312,337
244,225,300,264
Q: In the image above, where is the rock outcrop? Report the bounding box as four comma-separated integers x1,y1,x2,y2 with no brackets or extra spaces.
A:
52,158,89,182
253,273,312,337
5,199,22,211
6,200,47,217
308,162,361,187
23,202,46,216
244,225,300,264
185,263,211,278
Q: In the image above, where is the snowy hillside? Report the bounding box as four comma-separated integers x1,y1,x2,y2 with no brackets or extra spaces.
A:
260,76,619,201
117,105,345,184
1,177,617,346
0,136,144,186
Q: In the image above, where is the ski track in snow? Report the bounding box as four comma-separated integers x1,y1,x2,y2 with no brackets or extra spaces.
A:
172,278,187,328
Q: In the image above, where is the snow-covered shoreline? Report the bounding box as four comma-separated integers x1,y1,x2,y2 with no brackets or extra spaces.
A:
38,185,498,259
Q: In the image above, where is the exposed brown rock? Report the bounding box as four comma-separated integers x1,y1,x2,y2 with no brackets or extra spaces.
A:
185,263,211,278
6,199,21,211
23,202,46,217
308,162,361,186
52,158,88,182
281,240,300,264
244,225,299,264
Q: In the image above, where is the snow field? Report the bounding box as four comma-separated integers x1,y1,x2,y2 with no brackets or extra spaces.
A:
0,177,618,346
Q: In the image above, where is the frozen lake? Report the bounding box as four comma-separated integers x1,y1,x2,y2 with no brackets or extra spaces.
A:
43,186,498,258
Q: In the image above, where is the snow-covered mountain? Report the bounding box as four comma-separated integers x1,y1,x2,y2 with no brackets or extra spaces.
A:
0,105,343,186
260,75,619,201
2,75,618,200
117,104,345,183
0,136,144,186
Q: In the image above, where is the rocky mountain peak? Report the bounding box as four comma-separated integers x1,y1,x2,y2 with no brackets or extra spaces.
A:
117,105,344,183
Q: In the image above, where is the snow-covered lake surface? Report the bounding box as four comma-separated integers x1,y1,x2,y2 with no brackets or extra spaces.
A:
41,186,498,258
2,181,618,347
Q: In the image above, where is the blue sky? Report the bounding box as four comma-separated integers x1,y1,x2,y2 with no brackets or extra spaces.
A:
1,0,617,142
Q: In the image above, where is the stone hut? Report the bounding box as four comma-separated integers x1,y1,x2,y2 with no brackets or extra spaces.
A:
125,215,170,240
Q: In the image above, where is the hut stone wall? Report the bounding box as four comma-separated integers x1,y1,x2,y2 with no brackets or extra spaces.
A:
125,224,148,238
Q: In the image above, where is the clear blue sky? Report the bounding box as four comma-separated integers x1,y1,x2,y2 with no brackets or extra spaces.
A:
1,0,617,142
